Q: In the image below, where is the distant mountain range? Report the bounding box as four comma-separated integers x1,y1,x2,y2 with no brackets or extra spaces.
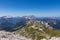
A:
0,16,60,31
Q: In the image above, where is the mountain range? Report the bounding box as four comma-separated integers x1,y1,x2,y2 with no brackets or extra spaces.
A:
0,16,60,31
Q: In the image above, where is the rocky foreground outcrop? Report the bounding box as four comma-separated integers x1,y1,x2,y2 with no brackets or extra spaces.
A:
0,30,32,40
41,37,60,40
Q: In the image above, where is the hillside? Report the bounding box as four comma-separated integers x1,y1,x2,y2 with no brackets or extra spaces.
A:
16,20,60,40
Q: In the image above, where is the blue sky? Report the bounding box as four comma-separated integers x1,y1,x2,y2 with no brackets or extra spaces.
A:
0,0,60,17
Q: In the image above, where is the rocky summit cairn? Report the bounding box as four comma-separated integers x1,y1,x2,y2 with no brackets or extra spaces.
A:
0,30,32,40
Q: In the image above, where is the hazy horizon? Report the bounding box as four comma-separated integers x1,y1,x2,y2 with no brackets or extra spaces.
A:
0,0,60,17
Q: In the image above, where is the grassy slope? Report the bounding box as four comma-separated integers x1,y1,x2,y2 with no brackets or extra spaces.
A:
43,28,60,37
16,25,45,40
16,21,60,40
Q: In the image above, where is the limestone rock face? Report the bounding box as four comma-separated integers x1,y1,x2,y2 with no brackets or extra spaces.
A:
0,31,32,40
50,37,60,40
41,37,60,40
